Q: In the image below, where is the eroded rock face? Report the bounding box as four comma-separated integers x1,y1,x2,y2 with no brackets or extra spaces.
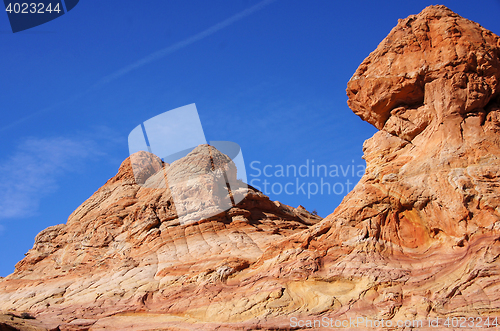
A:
131,145,247,226
1,5,500,331
0,147,321,331
339,5,500,249
347,5,500,131
256,4,500,326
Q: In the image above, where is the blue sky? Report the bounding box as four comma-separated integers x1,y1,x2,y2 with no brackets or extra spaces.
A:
1,0,499,276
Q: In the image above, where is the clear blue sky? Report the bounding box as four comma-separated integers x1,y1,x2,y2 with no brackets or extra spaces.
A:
1,0,499,276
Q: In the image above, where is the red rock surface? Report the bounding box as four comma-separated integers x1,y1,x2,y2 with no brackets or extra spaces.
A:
1,5,500,331
0,146,321,331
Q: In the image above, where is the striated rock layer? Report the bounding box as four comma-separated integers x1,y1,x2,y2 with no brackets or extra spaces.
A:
1,5,500,330
0,146,322,331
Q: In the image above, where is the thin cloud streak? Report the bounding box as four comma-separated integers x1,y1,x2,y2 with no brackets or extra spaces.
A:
89,0,276,90
0,0,277,133
0,137,100,219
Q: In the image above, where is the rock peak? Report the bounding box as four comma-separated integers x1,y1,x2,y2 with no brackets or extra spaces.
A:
347,5,500,133
415,4,459,17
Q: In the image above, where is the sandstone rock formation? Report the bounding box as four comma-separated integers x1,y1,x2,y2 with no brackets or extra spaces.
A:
0,146,321,331
1,5,500,331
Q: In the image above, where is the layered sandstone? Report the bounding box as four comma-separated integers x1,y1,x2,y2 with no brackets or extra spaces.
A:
1,5,500,331
0,146,321,331
258,4,500,326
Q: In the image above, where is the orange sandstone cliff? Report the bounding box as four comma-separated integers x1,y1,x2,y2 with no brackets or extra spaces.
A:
1,5,500,331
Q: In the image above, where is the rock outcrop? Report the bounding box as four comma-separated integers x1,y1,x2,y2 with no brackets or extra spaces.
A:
261,4,500,327
1,5,500,331
0,146,321,331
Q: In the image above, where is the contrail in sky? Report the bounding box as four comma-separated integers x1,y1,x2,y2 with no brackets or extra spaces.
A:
0,0,277,133
90,0,277,90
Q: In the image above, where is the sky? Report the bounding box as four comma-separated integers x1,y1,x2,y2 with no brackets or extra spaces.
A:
1,0,499,277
